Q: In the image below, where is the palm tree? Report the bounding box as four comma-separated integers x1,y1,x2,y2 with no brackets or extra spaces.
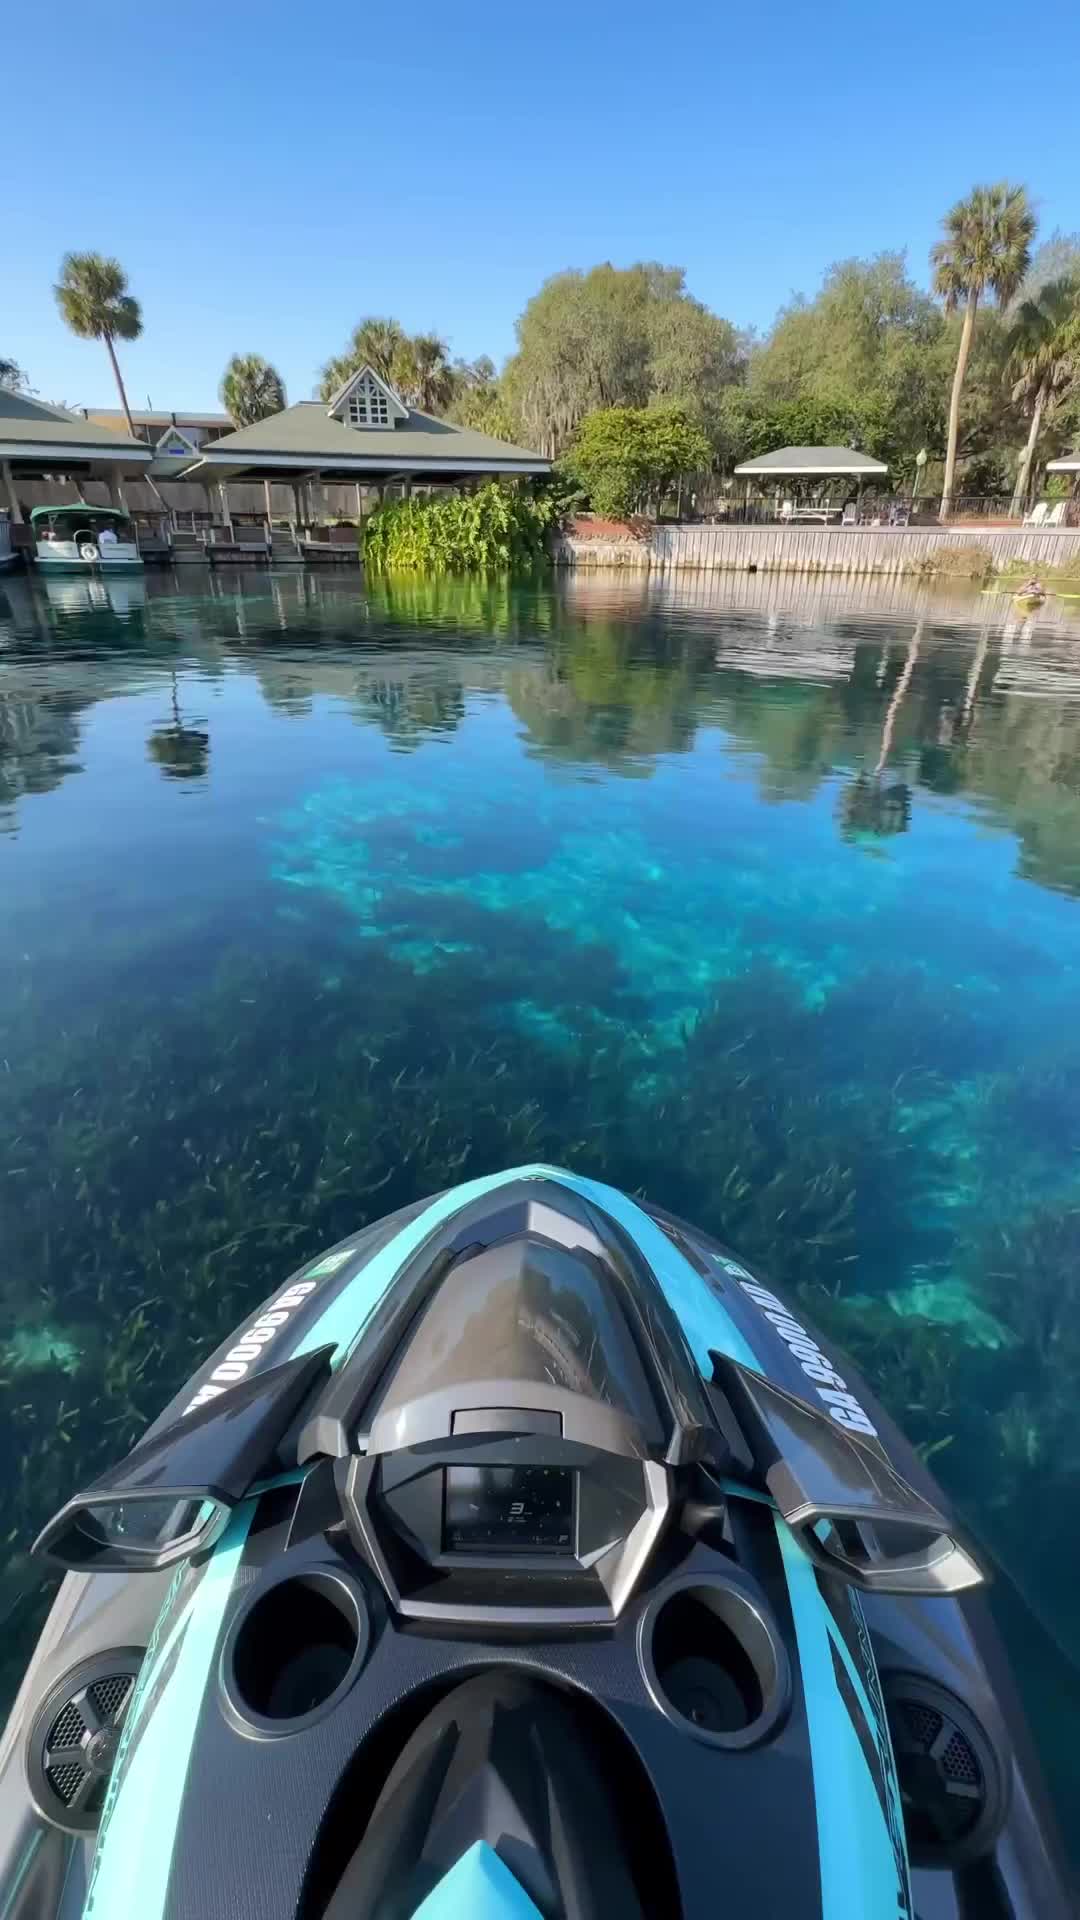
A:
147,673,209,781
350,317,407,384
931,184,1035,520
219,353,287,524
1005,279,1079,514
53,253,143,434
317,317,406,401
220,353,286,426
393,333,454,413
838,623,923,840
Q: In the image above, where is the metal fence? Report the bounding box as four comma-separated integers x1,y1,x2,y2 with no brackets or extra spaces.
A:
692,493,1053,528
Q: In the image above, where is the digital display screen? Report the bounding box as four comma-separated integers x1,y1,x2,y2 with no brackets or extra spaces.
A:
443,1465,575,1554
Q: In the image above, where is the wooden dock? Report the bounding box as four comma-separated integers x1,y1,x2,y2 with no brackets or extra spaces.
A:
296,538,360,565
167,531,360,568
554,524,1080,576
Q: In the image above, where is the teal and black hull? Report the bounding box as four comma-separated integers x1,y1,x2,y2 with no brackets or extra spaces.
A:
0,1168,1071,1920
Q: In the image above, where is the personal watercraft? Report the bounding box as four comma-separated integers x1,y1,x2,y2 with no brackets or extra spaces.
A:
0,1166,1072,1919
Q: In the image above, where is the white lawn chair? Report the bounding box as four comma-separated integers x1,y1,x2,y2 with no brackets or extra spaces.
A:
779,499,794,523
1024,502,1049,527
1046,501,1067,527
841,503,858,527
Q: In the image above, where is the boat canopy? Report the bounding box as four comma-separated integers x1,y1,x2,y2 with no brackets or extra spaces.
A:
30,504,130,521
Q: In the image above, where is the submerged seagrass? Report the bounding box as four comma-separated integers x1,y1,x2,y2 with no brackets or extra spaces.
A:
2,563,1080,1835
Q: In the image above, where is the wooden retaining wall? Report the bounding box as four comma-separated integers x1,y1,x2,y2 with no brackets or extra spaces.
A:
554,525,1080,575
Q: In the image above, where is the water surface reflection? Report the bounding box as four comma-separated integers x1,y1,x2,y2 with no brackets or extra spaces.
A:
3,565,1080,1824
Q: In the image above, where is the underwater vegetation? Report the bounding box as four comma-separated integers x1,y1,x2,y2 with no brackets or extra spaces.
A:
4,915,1080,1670
5,570,1080,1830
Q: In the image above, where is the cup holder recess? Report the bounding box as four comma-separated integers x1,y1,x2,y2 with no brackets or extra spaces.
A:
221,1567,370,1736
637,1574,790,1750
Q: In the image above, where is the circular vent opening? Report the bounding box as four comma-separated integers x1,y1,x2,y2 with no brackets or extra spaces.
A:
638,1574,790,1750
28,1651,144,1833
884,1673,1007,1867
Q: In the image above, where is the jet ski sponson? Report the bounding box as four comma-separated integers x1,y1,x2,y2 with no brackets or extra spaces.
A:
0,1166,1072,1919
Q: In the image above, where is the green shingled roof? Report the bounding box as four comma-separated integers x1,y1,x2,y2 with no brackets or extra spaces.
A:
194,402,548,471
733,445,888,475
0,391,150,459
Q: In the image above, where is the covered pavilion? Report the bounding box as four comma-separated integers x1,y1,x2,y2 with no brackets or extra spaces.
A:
0,390,153,524
733,446,889,519
173,365,549,529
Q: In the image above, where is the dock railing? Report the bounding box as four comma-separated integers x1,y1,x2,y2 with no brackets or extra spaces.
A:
703,494,1061,528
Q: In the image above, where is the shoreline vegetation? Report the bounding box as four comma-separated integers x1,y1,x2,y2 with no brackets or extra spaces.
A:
9,185,1080,564
360,495,1080,583
362,485,557,574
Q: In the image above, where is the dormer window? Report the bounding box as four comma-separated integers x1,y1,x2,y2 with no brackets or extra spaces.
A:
347,375,391,428
327,365,409,435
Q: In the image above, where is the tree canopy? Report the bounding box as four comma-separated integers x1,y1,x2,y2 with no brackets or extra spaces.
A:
1005,279,1080,509
393,333,454,413
54,253,142,348
932,183,1036,315
444,356,518,440
559,406,711,519
931,183,1036,513
220,353,286,426
306,185,1078,507
319,317,406,398
1019,230,1080,305
501,263,743,457
318,318,455,413
0,357,30,394
53,252,144,433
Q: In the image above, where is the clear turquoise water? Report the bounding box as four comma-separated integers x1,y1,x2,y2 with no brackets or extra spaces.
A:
3,564,1080,1823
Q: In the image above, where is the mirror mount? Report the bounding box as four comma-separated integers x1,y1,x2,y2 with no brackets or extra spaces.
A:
33,1346,334,1573
33,1490,231,1573
710,1356,984,1596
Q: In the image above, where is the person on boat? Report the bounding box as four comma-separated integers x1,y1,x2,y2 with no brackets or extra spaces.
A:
1018,576,1045,599
98,522,119,547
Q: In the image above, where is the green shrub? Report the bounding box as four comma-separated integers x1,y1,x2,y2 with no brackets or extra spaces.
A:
363,483,555,573
559,406,711,519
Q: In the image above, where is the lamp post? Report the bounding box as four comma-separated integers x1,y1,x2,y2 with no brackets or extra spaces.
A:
912,447,928,509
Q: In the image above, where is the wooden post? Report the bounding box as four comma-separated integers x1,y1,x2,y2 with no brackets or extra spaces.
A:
354,481,364,518
263,478,274,530
219,481,233,534
293,483,305,535
1,460,24,523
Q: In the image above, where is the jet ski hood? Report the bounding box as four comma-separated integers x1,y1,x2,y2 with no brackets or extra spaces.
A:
6,1166,1071,1920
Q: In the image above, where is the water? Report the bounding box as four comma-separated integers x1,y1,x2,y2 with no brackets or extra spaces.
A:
3,564,1080,1827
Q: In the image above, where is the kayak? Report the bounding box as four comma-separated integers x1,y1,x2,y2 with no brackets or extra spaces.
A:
0,1167,1072,1919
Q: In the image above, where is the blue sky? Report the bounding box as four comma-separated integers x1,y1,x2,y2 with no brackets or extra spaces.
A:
6,0,1080,413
